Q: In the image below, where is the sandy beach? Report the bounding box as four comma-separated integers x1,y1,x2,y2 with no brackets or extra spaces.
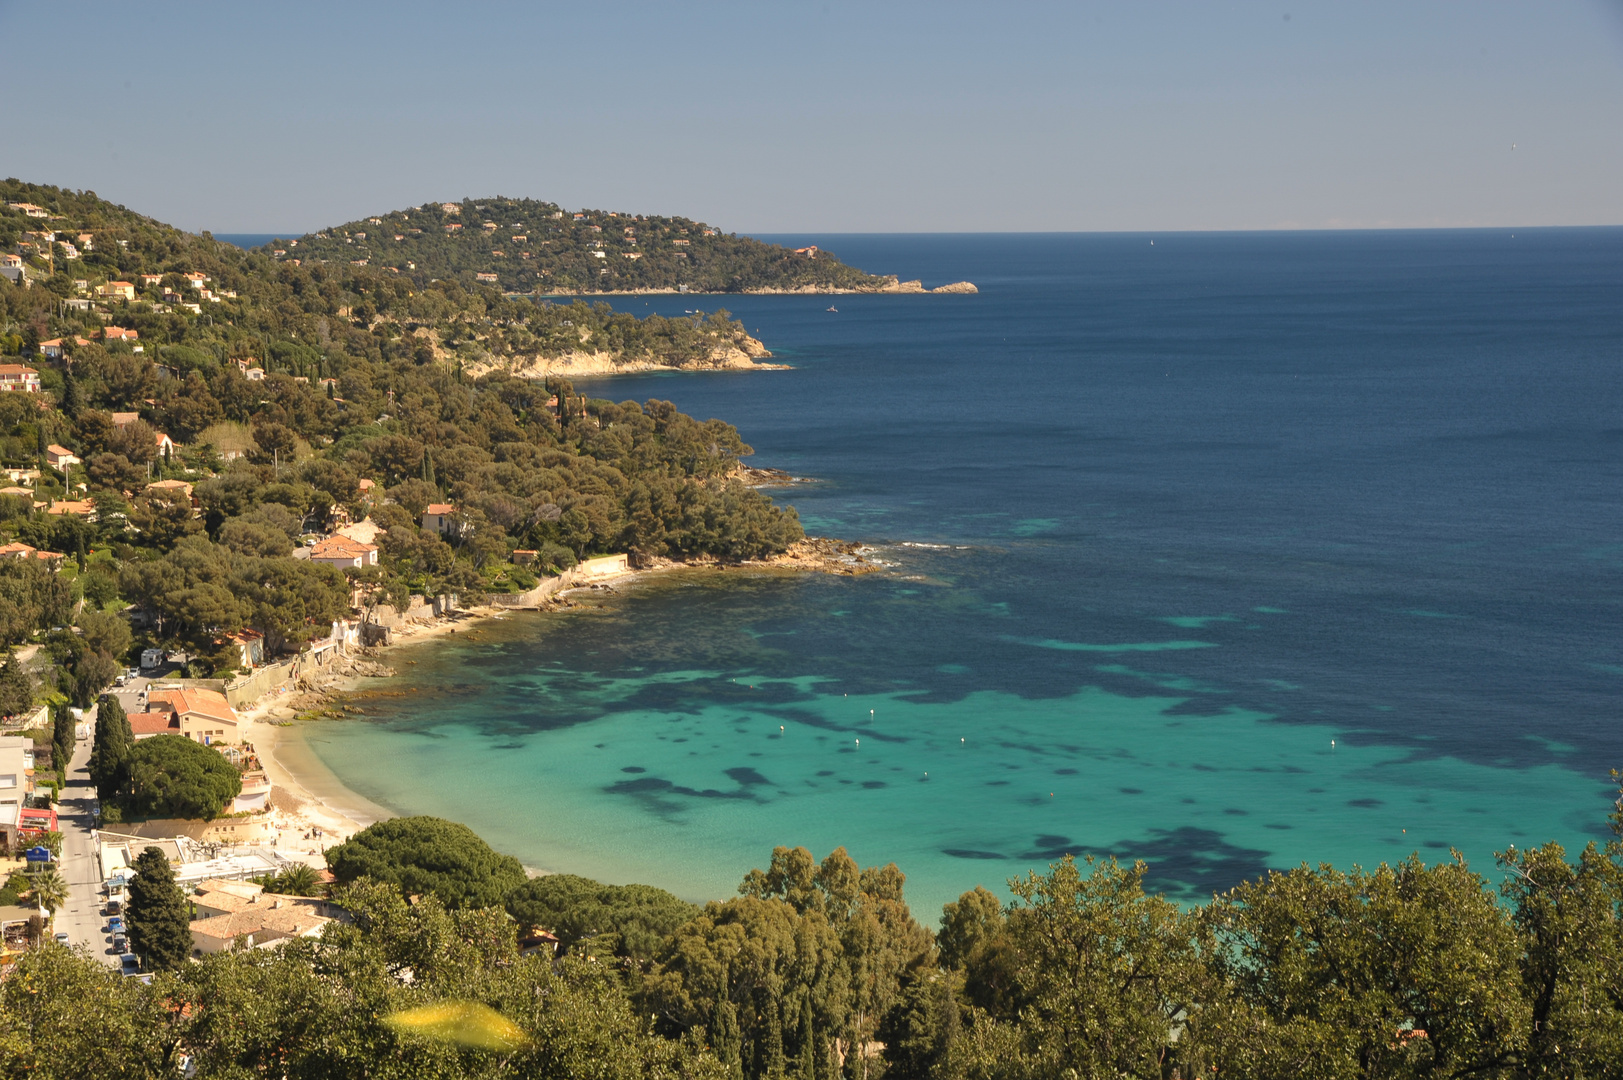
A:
240,541,885,853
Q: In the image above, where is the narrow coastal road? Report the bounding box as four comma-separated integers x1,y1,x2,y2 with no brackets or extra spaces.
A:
55,727,116,965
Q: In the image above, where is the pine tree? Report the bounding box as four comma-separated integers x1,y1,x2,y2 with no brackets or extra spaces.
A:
88,694,132,802
126,846,192,971
0,654,33,718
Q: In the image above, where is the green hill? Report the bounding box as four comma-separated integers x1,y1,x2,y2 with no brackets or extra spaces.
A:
0,178,803,689
265,196,946,295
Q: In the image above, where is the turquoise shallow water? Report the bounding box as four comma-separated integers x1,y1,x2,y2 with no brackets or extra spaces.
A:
298,570,1606,916
298,232,1622,920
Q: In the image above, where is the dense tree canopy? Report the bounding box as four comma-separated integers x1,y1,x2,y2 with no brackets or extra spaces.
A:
326,816,528,910
505,873,697,962
122,735,243,821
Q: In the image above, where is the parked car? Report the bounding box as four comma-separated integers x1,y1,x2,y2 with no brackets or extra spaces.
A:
107,916,124,934
105,898,122,916
52,931,69,945
114,674,126,687
112,933,128,952
120,953,140,977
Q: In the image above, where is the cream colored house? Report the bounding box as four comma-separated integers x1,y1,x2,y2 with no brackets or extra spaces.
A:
309,535,379,570
146,687,240,745
189,880,336,955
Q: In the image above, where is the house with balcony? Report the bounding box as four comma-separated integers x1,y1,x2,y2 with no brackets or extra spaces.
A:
0,365,40,392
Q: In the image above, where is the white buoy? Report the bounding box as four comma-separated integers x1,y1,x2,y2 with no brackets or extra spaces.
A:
855,738,860,747
1331,739,1336,751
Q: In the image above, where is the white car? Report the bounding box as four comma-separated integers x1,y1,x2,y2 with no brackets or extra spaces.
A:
52,931,69,945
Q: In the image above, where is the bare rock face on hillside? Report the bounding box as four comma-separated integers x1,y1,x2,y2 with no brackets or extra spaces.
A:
932,281,979,294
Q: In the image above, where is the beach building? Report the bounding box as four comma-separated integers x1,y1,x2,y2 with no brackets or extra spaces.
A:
0,365,40,392
309,535,379,570
98,832,291,890
146,687,240,745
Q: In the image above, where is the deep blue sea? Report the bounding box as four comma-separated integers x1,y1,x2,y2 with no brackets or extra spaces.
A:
288,230,1623,919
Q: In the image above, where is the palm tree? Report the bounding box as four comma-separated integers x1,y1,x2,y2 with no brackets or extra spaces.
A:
271,863,322,897
28,867,68,914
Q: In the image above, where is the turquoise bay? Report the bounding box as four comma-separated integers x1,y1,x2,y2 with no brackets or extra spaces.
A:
296,232,1623,918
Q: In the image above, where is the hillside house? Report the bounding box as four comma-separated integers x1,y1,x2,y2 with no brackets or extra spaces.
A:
0,365,40,392
38,338,89,360
110,411,139,426
97,281,136,300
140,273,163,286
422,503,458,535
44,445,79,470
0,254,24,285
309,535,379,570
6,202,48,218
145,478,194,504
45,500,95,518
0,542,64,566
440,203,460,214
146,687,240,746
476,272,499,283
155,431,177,455
103,326,139,343
184,272,209,289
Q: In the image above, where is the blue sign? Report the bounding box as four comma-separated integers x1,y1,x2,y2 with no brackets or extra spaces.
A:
24,846,51,863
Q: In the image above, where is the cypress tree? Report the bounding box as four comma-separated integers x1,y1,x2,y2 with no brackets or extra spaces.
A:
797,1005,816,1080
126,846,192,971
60,371,81,419
88,694,132,802
422,447,436,487
50,702,74,780
712,998,744,1080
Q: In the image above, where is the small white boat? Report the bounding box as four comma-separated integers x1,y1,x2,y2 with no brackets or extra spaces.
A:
826,305,838,312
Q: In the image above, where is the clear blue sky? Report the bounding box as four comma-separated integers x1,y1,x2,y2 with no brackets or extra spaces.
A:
4,1,1622,233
